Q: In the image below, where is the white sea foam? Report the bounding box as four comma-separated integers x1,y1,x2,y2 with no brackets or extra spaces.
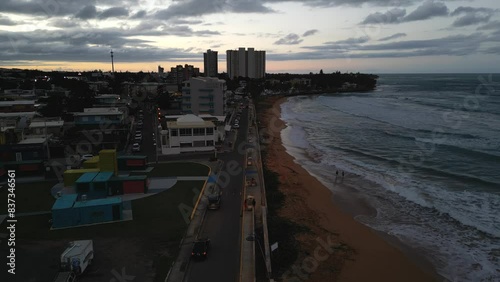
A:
279,86,500,282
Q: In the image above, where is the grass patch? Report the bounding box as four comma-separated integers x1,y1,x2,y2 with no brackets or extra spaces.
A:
0,181,58,214
0,180,204,281
7,180,204,239
131,162,210,178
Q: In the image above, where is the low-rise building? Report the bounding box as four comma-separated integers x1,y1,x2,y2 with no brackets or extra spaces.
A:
0,100,35,113
73,108,124,128
160,114,217,155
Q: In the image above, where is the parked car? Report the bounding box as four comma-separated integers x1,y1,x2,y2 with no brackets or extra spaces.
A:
233,124,240,129
132,143,140,152
191,238,211,260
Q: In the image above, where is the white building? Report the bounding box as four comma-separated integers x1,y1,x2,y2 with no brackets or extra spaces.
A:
182,77,226,116
226,47,266,79
160,115,217,155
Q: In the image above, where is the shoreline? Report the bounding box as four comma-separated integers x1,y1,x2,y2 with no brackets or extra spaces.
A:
258,96,440,282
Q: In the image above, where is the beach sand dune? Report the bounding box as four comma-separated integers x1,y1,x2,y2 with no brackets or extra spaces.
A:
258,96,439,282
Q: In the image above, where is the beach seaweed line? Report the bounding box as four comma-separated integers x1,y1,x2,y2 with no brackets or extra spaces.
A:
258,96,355,281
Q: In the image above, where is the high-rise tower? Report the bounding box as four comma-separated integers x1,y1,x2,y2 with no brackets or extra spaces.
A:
203,49,218,77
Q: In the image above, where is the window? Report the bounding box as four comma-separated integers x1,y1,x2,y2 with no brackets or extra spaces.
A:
206,140,214,146
193,128,205,136
180,128,192,136
184,97,191,102
180,142,192,147
82,117,88,121
193,140,205,147
206,127,214,135
171,129,178,136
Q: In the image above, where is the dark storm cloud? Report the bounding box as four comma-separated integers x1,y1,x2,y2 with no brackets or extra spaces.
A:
279,33,489,61
361,8,406,24
75,5,98,19
262,0,416,7
130,10,147,19
450,7,496,27
402,0,448,22
378,32,407,41
0,29,202,63
274,34,303,45
477,20,500,30
302,29,318,37
325,36,370,45
154,0,274,19
0,15,17,26
361,1,449,25
98,7,129,19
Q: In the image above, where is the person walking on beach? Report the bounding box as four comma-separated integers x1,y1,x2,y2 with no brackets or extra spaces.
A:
342,171,345,178
336,170,339,177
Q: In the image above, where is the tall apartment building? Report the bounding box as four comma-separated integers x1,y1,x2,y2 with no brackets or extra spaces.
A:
203,49,218,77
226,47,265,79
181,77,226,116
169,64,200,84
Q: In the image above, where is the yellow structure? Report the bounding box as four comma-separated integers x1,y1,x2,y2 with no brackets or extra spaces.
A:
99,149,118,175
63,168,100,187
82,156,100,169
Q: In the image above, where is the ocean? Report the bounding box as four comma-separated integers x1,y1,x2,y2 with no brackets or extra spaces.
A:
279,74,500,281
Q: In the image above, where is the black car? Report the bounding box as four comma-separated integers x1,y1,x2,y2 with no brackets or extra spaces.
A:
191,239,210,260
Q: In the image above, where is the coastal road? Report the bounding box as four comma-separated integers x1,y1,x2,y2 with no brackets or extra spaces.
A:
185,106,250,282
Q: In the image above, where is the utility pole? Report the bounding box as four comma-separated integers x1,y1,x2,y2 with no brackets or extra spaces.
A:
110,50,115,73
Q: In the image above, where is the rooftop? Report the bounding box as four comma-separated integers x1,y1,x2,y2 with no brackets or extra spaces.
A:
52,194,78,210
0,100,35,106
29,120,64,128
17,137,47,144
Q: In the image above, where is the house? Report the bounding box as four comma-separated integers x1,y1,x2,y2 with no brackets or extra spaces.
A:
0,100,35,113
27,120,64,137
160,114,217,155
73,108,124,128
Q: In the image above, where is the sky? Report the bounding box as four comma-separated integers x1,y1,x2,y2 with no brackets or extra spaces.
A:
0,0,499,74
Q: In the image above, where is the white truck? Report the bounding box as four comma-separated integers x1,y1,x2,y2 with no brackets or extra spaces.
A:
59,240,94,275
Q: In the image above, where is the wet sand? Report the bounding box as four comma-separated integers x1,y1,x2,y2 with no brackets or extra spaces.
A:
258,96,439,282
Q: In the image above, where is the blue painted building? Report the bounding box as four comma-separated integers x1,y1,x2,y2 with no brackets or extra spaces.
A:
51,195,123,228
75,172,99,197
92,171,114,198
51,194,78,228
73,197,123,225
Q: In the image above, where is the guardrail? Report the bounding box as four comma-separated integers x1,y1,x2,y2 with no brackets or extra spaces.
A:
251,102,273,280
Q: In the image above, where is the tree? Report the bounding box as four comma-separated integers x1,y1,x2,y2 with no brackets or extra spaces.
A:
38,95,64,117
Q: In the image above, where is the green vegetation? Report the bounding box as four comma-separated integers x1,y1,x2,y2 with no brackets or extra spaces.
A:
132,162,210,178
0,181,58,214
261,153,308,278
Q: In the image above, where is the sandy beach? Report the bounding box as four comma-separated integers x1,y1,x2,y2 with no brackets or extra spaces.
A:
258,96,439,282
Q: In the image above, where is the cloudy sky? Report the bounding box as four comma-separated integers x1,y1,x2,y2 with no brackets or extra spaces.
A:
1,0,499,73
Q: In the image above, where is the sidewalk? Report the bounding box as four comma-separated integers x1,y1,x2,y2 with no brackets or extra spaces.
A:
240,208,255,282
